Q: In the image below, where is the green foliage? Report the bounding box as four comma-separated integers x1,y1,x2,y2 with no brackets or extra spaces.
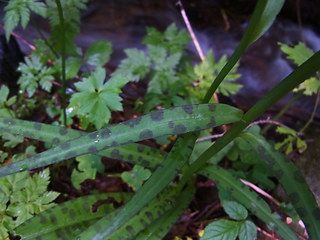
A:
17,55,55,97
280,42,320,95
0,169,59,239
1,0,320,240
274,126,307,154
4,0,47,40
71,154,104,190
0,86,16,118
187,51,242,103
68,67,129,129
121,165,152,190
201,201,257,240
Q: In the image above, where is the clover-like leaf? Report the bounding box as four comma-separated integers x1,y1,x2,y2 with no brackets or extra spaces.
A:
121,165,152,190
69,67,129,129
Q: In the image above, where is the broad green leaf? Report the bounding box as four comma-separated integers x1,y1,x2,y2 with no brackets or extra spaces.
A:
242,133,320,239
85,40,112,66
201,219,240,240
15,193,131,239
65,57,82,79
200,166,299,240
279,42,314,66
69,67,129,129
223,201,248,220
239,220,257,240
0,103,242,177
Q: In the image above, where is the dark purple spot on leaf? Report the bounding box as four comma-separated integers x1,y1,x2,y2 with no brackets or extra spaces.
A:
145,211,153,221
128,154,133,161
206,116,216,128
123,117,142,128
59,128,68,136
126,225,135,234
173,124,187,134
52,137,60,145
111,149,123,160
88,146,99,154
60,141,71,150
313,209,320,220
168,121,174,128
34,122,42,131
208,103,216,112
140,219,148,227
293,170,305,183
182,105,194,114
49,214,57,224
64,151,77,159
39,214,47,224
100,128,112,138
137,145,145,152
296,207,307,218
139,129,153,139
150,110,164,121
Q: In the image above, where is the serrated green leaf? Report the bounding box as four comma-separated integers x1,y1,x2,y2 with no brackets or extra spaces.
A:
201,219,240,240
65,57,82,79
85,40,112,66
113,48,150,82
0,86,9,103
223,201,248,220
239,220,257,240
279,42,314,66
294,77,320,95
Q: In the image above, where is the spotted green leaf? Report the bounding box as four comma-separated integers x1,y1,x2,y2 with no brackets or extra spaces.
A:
0,115,166,170
135,181,195,240
200,165,299,240
0,103,243,177
242,132,320,239
15,193,132,240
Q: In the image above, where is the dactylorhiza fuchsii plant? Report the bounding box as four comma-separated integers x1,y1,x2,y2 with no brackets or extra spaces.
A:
0,0,319,239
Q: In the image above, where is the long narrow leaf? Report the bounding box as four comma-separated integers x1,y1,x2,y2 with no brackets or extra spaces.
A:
0,103,242,177
203,0,284,103
136,180,196,240
0,117,166,170
15,193,132,239
242,133,320,239
76,132,199,239
200,166,299,240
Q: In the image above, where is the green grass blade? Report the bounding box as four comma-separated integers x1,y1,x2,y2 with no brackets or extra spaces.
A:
200,166,299,240
136,180,196,240
242,133,320,239
15,193,132,240
0,116,166,170
203,0,284,103
106,186,181,239
0,103,243,177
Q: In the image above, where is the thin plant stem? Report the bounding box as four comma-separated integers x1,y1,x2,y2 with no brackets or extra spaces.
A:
55,0,67,126
30,18,59,58
182,50,320,181
299,87,320,133
261,90,303,134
